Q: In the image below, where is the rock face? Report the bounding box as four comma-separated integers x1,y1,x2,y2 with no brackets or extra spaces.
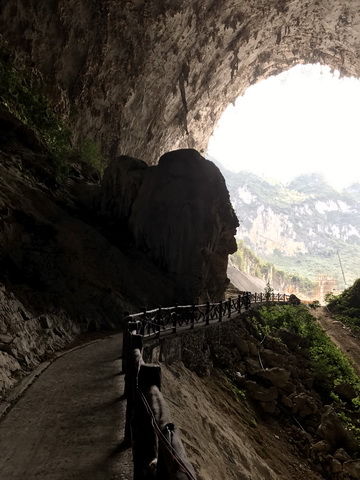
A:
1,1,360,163
101,149,239,302
143,314,359,479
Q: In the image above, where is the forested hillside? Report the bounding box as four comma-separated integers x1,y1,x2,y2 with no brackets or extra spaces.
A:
212,157,360,292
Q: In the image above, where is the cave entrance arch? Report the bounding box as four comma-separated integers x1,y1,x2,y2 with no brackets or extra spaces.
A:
206,63,360,191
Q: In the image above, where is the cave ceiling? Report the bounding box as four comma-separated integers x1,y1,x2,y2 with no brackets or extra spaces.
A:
1,0,360,164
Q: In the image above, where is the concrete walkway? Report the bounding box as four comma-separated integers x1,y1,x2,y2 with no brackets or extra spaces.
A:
0,334,132,480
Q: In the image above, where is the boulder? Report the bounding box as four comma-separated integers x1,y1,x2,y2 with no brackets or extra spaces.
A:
290,392,319,418
100,155,148,221
244,381,278,402
312,440,331,453
333,448,352,463
343,460,360,479
317,405,358,452
289,294,301,305
234,336,249,355
331,458,343,475
256,367,290,389
0,334,13,344
334,382,357,401
129,149,238,301
243,358,260,375
261,349,286,368
280,394,293,409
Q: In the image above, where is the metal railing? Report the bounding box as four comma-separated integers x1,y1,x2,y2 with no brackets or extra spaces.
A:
122,290,291,478
125,292,290,339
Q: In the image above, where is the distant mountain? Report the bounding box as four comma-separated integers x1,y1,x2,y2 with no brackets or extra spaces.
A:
210,157,360,291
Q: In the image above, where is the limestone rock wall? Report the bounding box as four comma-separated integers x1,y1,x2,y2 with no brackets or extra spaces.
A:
101,149,239,302
1,1,360,163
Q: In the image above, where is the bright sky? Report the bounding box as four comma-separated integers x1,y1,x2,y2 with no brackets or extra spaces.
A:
207,63,360,191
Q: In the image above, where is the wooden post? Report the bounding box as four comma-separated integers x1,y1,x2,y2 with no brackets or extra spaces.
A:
237,294,241,313
254,293,257,303
190,303,195,329
205,301,210,325
219,301,222,322
142,307,147,336
172,304,178,334
157,423,197,480
156,306,162,338
122,329,130,375
124,334,144,447
227,298,231,318
138,364,162,391
132,366,162,479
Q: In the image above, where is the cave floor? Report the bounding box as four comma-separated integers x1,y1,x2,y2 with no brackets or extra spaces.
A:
0,333,132,480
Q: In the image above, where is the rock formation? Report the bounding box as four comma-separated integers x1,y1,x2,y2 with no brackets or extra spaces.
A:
101,149,239,302
1,1,360,163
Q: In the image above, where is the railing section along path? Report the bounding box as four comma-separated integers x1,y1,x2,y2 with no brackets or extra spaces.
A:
126,292,290,339
122,291,290,479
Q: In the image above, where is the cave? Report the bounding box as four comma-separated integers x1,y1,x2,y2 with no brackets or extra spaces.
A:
1,2,360,478
1,1,358,163
0,1,358,314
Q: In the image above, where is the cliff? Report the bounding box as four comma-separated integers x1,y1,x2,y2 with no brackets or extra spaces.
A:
215,165,360,290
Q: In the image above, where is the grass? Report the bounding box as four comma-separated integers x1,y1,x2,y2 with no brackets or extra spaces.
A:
256,304,360,443
326,279,360,338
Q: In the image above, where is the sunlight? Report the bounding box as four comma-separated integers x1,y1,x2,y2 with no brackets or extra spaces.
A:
207,64,360,191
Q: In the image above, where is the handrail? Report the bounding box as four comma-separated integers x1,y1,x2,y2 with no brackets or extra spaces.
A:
125,292,290,339
123,291,292,478
123,332,197,479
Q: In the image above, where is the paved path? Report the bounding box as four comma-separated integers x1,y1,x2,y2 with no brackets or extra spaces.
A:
0,334,132,480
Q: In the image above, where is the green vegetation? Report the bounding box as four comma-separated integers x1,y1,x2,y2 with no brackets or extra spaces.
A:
79,138,105,176
326,279,360,338
0,51,104,182
265,245,360,288
264,281,273,304
211,158,360,287
255,304,360,440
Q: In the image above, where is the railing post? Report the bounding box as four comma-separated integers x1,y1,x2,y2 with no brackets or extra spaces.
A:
245,292,250,310
206,301,210,325
121,312,130,374
254,293,257,303
227,297,231,318
156,306,161,338
142,307,147,336
124,334,143,448
172,304,178,334
132,364,161,480
278,293,280,302
237,294,241,313
219,301,222,322
190,303,195,329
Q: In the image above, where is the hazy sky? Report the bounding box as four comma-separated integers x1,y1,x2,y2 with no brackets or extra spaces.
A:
207,64,360,191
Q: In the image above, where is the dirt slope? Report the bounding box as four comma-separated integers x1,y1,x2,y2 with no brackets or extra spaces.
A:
313,307,360,378
161,363,322,480
159,306,360,480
